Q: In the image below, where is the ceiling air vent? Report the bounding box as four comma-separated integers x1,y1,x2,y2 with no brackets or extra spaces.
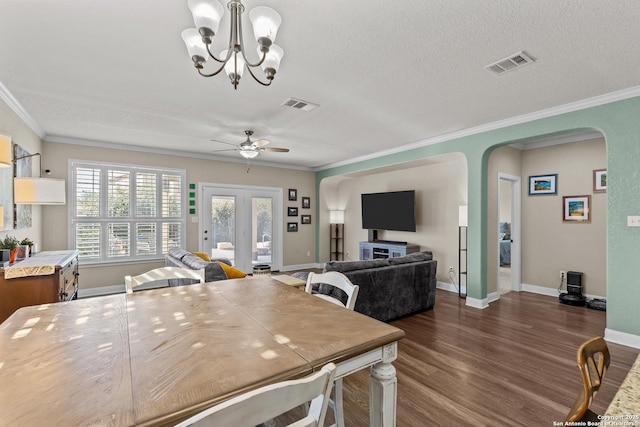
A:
281,97,319,112
484,51,536,75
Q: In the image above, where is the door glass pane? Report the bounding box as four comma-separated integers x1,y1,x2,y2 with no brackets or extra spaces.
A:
211,196,236,265
252,197,272,265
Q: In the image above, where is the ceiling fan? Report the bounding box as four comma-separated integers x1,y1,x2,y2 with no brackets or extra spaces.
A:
212,130,289,160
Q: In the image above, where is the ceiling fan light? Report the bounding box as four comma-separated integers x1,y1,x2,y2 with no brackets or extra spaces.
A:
239,149,259,159
188,0,225,35
259,44,283,74
249,6,281,44
181,28,208,64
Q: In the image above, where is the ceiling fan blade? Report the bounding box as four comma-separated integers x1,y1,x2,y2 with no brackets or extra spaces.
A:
253,138,270,147
212,148,239,153
210,139,238,147
263,147,289,153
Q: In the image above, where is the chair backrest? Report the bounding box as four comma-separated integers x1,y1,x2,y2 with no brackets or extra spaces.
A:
125,267,205,293
174,363,336,427
305,271,359,310
565,336,611,422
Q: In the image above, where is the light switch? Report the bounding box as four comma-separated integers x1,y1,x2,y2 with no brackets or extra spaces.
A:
627,216,640,227
191,216,198,223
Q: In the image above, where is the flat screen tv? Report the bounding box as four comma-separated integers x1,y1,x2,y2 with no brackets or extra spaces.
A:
361,190,416,232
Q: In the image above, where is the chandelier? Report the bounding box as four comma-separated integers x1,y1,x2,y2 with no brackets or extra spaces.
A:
182,0,284,89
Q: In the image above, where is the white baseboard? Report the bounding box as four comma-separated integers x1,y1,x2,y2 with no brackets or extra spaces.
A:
605,328,640,349
282,263,323,272
436,281,489,309
78,284,125,298
521,283,605,301
487,292,500,303
436,281,463,294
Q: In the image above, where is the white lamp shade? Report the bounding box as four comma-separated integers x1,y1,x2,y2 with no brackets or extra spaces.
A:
181,28,208,61
329,210,345,224
0,134,11,167
249,6,281,43
459,205,468,227
221,49,245,79
188,0,225,35
259,44,283,72
14,177,66,205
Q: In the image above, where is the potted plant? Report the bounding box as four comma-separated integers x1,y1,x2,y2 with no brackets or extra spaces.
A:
18,237,34,259
0,235,20,264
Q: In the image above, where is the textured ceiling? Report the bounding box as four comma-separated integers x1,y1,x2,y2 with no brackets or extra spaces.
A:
1,1,640,169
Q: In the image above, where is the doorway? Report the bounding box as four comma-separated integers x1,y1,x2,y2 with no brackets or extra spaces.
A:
497,173,521,295
200,184,283,273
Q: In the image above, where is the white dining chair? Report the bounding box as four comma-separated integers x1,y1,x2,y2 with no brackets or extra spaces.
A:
125,267,205,293
305,271,359,427
173,363,336,427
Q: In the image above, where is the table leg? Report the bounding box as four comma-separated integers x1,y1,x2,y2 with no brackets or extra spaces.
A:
369,343,398,426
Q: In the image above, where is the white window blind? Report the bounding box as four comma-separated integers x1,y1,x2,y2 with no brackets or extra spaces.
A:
70,160,186,264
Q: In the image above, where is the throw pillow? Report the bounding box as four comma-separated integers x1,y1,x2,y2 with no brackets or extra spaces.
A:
193,251,211,262
216,261,247,279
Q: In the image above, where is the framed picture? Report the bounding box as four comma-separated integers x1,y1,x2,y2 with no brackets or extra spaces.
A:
287,222,298,232
301,215,311,224
288,188,297,201
563,195,591,222
288,207,298,217
593,169,607,193
528,174,557,195
302,197,310,209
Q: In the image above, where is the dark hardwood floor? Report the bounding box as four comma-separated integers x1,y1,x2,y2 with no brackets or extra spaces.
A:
278,289,639,426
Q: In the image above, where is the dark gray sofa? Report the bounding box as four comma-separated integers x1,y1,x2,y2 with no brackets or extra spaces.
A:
304,251,437,322
164,248,232,285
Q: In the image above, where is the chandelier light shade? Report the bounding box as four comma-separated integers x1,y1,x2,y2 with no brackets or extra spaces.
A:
14,177,66,205
0,134,11,167
182,0,284,89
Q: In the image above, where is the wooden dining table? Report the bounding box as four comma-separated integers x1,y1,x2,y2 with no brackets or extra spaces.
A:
0,277,404,426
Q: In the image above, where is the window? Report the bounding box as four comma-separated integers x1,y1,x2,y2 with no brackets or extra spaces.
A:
70,160,186,264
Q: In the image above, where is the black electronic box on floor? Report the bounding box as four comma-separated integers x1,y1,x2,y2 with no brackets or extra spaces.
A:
559,271,586,306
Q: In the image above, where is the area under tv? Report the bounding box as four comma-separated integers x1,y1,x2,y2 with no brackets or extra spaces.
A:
359,241,419,260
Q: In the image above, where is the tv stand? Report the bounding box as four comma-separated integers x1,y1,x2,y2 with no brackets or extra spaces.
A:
359,241,419,260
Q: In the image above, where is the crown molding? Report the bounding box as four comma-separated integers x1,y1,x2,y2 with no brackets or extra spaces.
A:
316,85,640,172
44,134,314,171
0,81,45,139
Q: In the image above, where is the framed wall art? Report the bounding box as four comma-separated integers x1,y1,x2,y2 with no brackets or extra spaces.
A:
528,174,557,195
288,188,297,201
593,169,607,193
287,222,298,232
287,207,298,217
563,195,590,222
301,215,311,224
302,197,310,209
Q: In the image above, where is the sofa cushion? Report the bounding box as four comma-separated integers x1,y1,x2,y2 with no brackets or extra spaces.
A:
168,247,191,262
388,251,432,265
216,261,246,278
193,251,211,262
324,258,389,273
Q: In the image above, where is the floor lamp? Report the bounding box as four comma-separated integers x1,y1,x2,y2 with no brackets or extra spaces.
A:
458,206,467,298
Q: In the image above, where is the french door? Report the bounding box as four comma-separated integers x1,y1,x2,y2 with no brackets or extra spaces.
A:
200,184,283,274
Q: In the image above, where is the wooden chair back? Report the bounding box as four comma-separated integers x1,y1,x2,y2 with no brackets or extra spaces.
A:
125,267,205,293
174,363,336,427
565,336,611,422
305,271,359,310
